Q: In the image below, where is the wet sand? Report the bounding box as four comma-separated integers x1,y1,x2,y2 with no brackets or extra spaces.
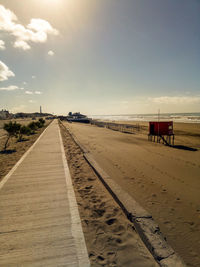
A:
64,121,200,267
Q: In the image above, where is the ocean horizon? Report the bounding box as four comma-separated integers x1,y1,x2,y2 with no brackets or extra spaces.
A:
90,112,200,123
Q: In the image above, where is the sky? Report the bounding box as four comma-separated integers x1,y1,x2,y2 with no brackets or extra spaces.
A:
0,0,200,115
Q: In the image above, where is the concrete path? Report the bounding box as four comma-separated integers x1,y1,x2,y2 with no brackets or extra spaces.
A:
0,120,90,267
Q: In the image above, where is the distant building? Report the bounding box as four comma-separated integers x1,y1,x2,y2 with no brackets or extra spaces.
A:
0,109,10,119
40,106,42,113
62,112,90,123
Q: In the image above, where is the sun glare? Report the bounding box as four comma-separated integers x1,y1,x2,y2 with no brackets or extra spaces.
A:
44,0,63,5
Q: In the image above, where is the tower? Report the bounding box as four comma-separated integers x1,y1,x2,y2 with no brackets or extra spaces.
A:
40,106,42,114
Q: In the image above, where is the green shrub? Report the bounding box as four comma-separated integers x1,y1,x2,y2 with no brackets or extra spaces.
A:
35,121,42,128
2,119,46,150
27,119,45,134
39,118,45,125
18,125,31,141
27,121,38,132
3,121,21,150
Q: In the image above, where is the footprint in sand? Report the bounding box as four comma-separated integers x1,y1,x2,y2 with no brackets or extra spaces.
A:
78,186,93,197
84,219,89,225
96,226,105,235
163,221,170,224
91,194,102,204
97,255,106,265
99,202,106,209
115,238,122,244
88,177,95,181
85,185,93,190
106,218,117,225
89,252,95,259
184,221,195,227
106,208,119,219
93,207,106,218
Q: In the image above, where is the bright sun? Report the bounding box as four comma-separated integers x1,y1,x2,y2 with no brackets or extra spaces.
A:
45,0,63,4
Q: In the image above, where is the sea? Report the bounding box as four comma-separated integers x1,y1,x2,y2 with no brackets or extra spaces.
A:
90,112,200,123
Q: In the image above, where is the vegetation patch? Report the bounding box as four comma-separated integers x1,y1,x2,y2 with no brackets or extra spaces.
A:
2,118,46,151
0,118,50,181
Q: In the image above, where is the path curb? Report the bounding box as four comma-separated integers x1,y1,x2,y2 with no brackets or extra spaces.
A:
61,122,186,267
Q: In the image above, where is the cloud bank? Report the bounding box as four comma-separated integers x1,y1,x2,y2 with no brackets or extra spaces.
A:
35,90,42,94
0,5,59,50
0,85,23,91
25,90,42,95
149,96,200,105
0,60,15,81
25,90,33,95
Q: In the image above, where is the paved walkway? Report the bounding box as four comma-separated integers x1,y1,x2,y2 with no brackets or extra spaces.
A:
0,120,90,267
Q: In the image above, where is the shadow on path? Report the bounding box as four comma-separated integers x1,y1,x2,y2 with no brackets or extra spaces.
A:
0,149,16,154
172,145,198,152
17,138,29,142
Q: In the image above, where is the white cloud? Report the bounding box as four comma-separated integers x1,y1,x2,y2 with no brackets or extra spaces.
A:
14,40,31,50
48,50,54,56
32,75,36,79
25,90,42,95
0,4,17,31
28,18,58,36
25,90,33,95
0,39,5,49
0,60,15,81
35,90,42,94
0,5,59,50
23,81,27,85
0,85,23,91
149,96,200,105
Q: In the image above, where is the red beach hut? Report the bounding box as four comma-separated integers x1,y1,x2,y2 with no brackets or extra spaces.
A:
148,121,174,146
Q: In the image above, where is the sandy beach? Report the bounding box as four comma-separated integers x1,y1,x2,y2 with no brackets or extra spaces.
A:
60,122,158,266
64,121,200,267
